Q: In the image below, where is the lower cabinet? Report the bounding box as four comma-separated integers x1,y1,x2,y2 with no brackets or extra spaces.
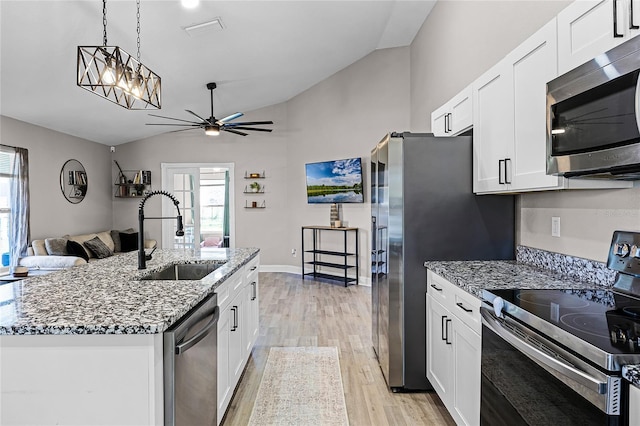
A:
217,255,260,425
427,271,481,426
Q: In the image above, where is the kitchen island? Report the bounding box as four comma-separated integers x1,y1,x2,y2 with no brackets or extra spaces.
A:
0,247,258,425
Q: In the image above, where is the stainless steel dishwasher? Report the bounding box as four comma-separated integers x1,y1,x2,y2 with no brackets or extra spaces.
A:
164,292,219,426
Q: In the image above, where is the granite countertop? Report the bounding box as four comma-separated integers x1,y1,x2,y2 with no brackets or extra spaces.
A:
425,251,640,389
0,247,259,335
424,260,605,299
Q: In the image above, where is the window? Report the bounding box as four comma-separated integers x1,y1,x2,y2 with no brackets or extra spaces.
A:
0,148,15,270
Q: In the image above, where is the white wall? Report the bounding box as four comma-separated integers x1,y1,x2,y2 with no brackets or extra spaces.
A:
0,116,113,240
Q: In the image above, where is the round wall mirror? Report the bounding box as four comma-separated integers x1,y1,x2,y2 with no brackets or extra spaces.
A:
60,159,87,204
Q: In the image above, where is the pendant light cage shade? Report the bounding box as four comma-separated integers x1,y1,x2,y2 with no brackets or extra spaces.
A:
77,45,161,109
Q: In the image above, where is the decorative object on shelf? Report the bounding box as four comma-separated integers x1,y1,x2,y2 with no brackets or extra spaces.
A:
245,200,266,208
77,0,161,110
245,171,265,179
114,168,152,198
249,181,261,192
330,203,341,228
60,159,87,204
146,82,272,136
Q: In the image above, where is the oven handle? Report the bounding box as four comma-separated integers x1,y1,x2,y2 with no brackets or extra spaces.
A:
480,307,607,395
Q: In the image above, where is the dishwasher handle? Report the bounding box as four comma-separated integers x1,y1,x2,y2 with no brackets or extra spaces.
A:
175,306,219,355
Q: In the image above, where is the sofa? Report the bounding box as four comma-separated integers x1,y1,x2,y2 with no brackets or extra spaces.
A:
19,229,157,270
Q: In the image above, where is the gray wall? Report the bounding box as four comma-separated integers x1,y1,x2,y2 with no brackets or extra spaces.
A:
409,1,640,263
113,47,409,275
0,116,113,240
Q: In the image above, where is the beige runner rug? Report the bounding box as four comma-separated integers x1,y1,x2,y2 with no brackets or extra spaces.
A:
248,346,349,426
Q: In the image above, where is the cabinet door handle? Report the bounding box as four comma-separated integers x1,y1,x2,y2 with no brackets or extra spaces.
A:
498,159,505,184
446,113,453,133
441,316,448,341
504,158,512,184
251,281,257,300
632,0,639,29
231,306,238,331
614,0,624,37
430,284,443,292
250,266,257,271
456,302,473,313
444,113,449,134
445,319,452,345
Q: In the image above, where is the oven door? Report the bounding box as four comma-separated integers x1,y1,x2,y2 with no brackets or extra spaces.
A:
480,306,626,426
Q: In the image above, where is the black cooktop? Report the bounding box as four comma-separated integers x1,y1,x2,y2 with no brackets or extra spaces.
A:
488,288,640,356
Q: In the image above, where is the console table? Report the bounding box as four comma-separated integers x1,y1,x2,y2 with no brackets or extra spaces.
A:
301,226,359,286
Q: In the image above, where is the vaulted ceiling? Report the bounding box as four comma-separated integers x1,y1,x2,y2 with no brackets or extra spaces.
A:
0,1,435,145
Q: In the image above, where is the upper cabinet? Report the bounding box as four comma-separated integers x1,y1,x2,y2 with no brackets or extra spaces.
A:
473,20,557,194
558,0,640,74
472,17,632,194
431,85,472,137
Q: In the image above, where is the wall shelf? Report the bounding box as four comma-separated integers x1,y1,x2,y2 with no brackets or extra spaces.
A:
114,169,152,198
244,171,265,179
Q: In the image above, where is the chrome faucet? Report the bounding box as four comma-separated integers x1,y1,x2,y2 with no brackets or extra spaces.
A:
138,190,185,269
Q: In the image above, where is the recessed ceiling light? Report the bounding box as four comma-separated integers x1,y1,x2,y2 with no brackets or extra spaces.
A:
183,17,225,37
181,0,199,9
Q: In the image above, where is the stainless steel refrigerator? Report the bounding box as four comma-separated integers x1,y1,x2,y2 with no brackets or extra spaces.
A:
371,132,515,391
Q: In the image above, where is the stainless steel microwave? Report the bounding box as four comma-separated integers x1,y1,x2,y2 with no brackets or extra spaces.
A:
547,35,640,180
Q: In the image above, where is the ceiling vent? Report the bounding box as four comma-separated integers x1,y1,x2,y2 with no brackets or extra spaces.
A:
183,17,225,37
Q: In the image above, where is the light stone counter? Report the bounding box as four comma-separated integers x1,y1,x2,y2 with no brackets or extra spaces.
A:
0,247,259,335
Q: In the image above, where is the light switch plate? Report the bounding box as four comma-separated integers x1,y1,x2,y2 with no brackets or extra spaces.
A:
552,217,561,237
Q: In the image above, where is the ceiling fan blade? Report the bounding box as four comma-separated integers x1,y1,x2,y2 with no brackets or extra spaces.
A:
225,121,274,126
146,123,202,127
164,128,200,134
217,112,244,124
186,110,213,124
148,114,202,125
225,126,272,132
222,128,248,136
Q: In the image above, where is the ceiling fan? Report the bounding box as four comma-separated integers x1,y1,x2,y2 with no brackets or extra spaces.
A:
146,82,273,136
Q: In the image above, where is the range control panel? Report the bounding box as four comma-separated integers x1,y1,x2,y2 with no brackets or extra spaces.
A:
608,231,640,276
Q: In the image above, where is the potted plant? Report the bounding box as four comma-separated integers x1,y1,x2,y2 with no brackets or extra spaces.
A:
250,181,261,192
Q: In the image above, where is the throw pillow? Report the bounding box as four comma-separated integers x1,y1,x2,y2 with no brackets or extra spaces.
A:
119,232,139,252
111,228,135,252
31,240,48,256
44,238,68,256
66,240,89,262
83,236,114,259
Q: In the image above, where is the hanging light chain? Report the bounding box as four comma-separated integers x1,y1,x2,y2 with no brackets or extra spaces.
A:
102,0,108,46
136,0,141,63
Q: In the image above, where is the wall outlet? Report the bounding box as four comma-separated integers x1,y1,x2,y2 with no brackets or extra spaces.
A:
110,146,116,153
291,248,297,257
551,217,561,237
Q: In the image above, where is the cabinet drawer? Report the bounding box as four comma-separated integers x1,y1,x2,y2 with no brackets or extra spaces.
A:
245,255,260,282
427,270,455,309
452,288,481,335
216,271,242,310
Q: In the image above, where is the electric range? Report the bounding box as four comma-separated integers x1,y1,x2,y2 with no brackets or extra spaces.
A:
480,230,640,425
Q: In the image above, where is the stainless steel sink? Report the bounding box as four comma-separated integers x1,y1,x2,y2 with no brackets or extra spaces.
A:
140,263,220,280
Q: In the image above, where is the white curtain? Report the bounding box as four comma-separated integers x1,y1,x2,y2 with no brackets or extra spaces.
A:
9,147,29,268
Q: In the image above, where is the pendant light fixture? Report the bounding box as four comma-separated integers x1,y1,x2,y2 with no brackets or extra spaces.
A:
77,0,161,109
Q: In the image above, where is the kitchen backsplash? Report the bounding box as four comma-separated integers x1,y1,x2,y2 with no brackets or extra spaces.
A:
516,246,616,287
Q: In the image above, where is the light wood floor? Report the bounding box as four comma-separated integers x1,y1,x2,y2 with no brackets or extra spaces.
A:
221,272,455,426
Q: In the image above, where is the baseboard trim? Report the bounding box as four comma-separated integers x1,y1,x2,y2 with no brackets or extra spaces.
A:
258,265,371,287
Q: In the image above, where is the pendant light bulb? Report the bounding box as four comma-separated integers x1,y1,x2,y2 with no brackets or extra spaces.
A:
181,0,199,8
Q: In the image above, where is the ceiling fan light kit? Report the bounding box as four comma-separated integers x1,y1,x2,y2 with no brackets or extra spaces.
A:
147,82,274,137
77,0,161,110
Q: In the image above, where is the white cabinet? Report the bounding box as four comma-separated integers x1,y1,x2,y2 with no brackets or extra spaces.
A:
630,384,640,425
216,255,260,426
558,0,640,75
426,271,481,426
472,59,512,193
431,85,473,137
473,18,632,194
